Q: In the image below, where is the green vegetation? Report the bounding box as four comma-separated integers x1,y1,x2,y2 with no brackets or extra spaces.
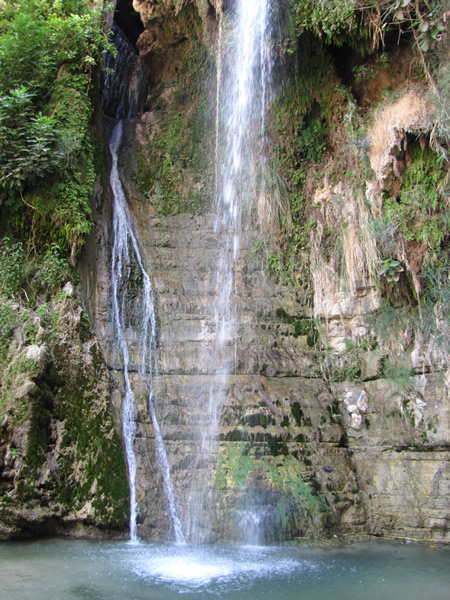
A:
134,32,215,215
384,146,448,258
0,0,112,256
292,0,358,48
0,237,74,301
0,288,129,530
0,0,129,529
291,0,449,53
0,237,75,365
0,237,24,297
368,140,448,374
275,308,318,345
291,401,304,426
266,35,339,285
53,350,129,524
215,444,328,540
264,0,448,389
376,258,403,283
0,87,60,191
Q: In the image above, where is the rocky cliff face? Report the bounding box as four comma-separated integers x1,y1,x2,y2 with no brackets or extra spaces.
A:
2,0,446,543
79,0,448,544
0,285,129,540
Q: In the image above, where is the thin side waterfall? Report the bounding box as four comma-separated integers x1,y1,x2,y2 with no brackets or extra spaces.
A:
186,0,272,544
103,23,147,119
109,121,185,544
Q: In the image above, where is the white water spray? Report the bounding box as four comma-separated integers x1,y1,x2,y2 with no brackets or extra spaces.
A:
109,121,185,544
187,0,272,543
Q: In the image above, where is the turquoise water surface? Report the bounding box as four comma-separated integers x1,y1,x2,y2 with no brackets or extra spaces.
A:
0,538,448,599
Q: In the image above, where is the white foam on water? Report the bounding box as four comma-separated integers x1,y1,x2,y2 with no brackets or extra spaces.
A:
147,555,234,585
131,544,305,589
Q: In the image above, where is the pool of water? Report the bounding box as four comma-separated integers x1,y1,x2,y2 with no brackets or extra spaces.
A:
0,538,448,599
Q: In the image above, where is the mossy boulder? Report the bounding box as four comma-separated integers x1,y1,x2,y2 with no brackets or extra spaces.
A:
0,291,129,540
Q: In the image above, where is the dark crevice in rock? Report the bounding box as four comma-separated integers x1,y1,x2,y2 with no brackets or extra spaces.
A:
384,445,450,453
114,0,144,50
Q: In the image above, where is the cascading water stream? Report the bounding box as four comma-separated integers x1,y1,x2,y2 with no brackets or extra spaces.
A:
103,23,147,119
109,122,185,544
105,23,184,543
187,0,272,544
109,123,138,542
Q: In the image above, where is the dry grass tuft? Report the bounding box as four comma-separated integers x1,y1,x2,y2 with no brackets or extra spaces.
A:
368,89,434,182
256,163,291,235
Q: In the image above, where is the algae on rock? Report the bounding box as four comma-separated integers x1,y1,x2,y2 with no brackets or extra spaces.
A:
0,290,129,539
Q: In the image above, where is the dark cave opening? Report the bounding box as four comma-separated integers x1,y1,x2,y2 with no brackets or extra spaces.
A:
114,0,144,49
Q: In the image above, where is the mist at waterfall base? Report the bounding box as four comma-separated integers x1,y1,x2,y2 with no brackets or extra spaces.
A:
1,538,448,600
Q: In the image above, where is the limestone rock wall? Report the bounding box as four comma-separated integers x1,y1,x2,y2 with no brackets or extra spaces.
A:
0,288,129,540
80,0,448,544
87,174,368,540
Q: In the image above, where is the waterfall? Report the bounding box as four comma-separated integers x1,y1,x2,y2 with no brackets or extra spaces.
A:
186,0,272,544
109,122,138,541
103,23,147,119
105,24,184,544
109,122,185,544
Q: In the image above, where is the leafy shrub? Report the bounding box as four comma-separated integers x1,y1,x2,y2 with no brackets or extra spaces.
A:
298,118,328,163
0,87,61,191
0,0,112,257
376,258,403,282
0,237,25,297
384,145,447,258
292,0,357,47
291,0,448,53
38,244,73,290
0,301,18,344
0,234,75,309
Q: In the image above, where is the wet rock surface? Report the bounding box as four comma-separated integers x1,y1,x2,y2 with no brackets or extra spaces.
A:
0,296,129,540
84,128,448,541
80,2,448,544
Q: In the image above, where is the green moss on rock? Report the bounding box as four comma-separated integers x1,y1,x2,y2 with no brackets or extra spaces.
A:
133,32,215,216
215,442,329,541
0,294,129,538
